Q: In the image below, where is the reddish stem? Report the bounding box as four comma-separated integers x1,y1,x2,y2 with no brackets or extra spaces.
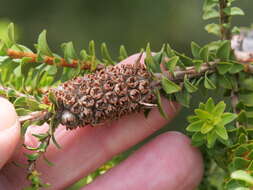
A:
7,49,104,70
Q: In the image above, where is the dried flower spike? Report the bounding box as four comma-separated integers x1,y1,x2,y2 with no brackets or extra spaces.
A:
49,59,158,129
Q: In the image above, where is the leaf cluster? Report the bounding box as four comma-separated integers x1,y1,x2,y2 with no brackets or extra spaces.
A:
203,0,244,37
187,98,237,148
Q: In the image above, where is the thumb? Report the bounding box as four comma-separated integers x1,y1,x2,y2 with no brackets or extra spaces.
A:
0,97,20,169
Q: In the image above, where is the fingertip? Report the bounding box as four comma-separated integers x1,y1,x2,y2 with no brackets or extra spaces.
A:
155,132,204,189
0,97,18,131
0,97,20,169
119,53,146,65
85,131,203,190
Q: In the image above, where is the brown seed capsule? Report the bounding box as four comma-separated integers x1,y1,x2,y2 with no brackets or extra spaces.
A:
49,61,157,129
129,89,141,102
61,110,78,126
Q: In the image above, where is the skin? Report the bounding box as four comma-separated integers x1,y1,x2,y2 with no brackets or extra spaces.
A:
0,55,203,190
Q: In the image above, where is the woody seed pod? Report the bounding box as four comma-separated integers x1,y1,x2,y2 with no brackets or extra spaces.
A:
49,61,157,129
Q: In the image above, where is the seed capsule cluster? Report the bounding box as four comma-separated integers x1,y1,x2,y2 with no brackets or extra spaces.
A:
50,62,157,129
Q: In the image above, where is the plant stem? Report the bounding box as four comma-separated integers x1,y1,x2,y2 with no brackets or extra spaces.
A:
26,132,52,189
1,54,253,125
11,62,253,125
19,111,50,124
7,49,105,70
219,0,231,40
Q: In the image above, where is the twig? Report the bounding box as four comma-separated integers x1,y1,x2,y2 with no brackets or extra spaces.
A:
219,0,231,40
219,0,241,128
156,61,253,82
18,111,50,125
7,49,105,70
0,56,252,125
25,130,52,189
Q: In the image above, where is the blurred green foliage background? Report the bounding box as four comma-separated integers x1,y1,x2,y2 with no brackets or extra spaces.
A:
0,0,253,189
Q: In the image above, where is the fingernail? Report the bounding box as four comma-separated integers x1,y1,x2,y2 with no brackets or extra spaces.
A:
0,97,18,131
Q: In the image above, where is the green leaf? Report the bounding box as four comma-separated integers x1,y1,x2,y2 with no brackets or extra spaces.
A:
145,43,161,73
23,144,40,151
235,145,249,157
191,42,201,59
186,120,204,132
241,78,253,91
15,44,33,52
232,26,241,35
25,153,40,161
193,60,203,72
248,160,253,171
207,130,217,148
164,56,179,72
154,88,168,119
166,44,176,57
61,41,78,61
216,41,231,60
221,113,237,125
239,93,253,107
48,91,57,106
32,133,49,141
175,90,191,107
195,109,212,120
237,110,248,123
229,63,245,74
191,132,205,147
0,89,6,97
248,150,253,160
213,101,226,116
203,9,220,20
119,45,128,61
205,98,215,112
14,97,27,107
233,157,251,170
187,115,199,123
205,23,220,36
45,65,57,76
215,125,228,140
203,9,219,20
161,77,181,94
37,30,53,56
7,23,15,46
224,7,245,16
203,0,217,11
201,122,214,134
80,49,88,60
204,73,216,89
199,46,209,62
218,75,233,89
89,40,96,56
88,40,97,70
0,41,7,55
217,62,233,74
19,57,34,78
200,102,207,110
174,51,193,66
153,47,165,66
7,89,16,97
184,76,198,93
16,108,30,116
101,42,115,65
231,170,253,185
51,133,61,149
